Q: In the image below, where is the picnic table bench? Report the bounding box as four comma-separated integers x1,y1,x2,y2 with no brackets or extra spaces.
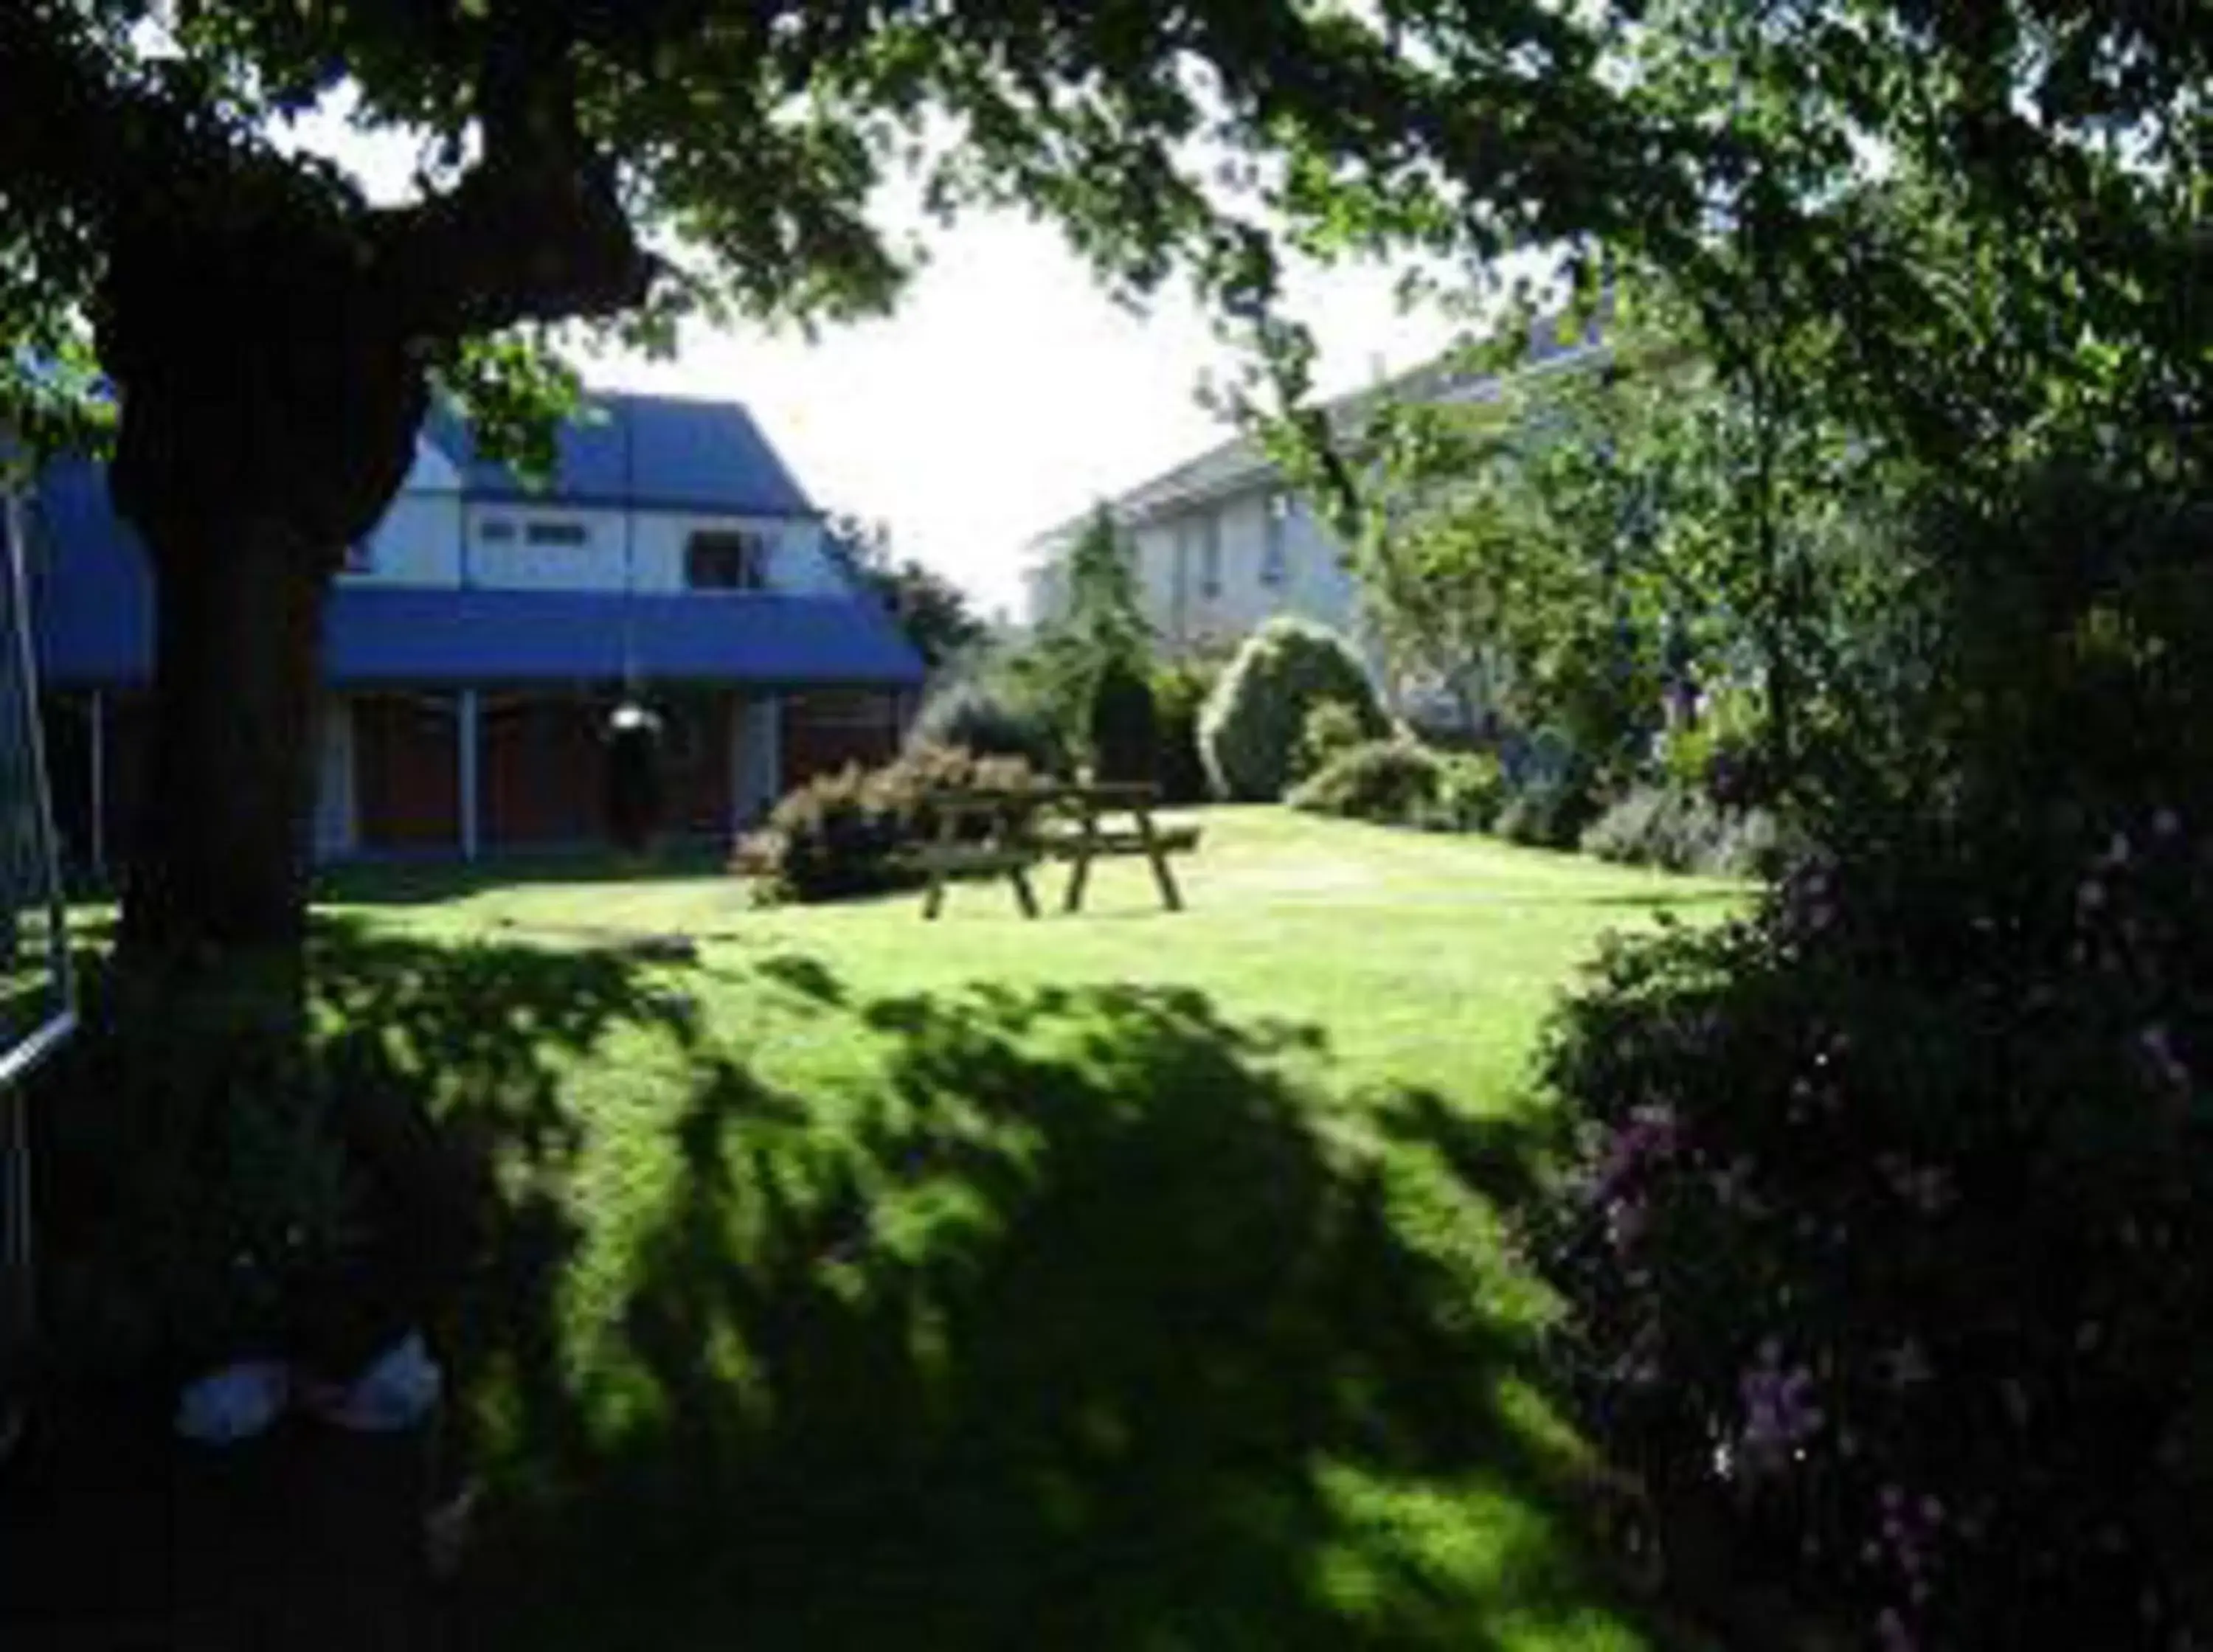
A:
914,782,1198,920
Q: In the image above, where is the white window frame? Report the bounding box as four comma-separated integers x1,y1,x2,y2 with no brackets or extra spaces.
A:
685,529,772,592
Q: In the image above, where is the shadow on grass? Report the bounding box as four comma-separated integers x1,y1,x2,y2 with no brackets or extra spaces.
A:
18,921,1665,1651
312,843,730,908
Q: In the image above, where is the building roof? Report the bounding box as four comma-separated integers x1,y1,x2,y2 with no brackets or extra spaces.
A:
27,455,923,689
1027,320,1609,549
424,392,816,518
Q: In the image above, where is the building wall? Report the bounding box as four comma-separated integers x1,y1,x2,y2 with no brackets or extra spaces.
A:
1029,484,1367,662
345,491,845,598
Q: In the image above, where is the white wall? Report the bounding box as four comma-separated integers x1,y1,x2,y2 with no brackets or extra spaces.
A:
462,502,626,591
1035,483,1368,661
627,512,846,596
347,492,465,587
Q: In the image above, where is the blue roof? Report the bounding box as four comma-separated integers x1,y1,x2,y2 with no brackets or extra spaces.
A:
425,392,815,516
325,586,921,686
27,457,921,689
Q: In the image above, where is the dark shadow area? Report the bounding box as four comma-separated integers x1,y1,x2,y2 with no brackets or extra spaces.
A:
1372,1086,1568,1219
7,925,1670,1651
313,843,730,908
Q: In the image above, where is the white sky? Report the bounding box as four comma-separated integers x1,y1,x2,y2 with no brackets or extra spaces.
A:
291,103,1462,615
586,228,1458,615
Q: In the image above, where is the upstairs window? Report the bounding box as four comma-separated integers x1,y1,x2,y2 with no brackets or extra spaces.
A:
1196,511,1222,597
1261,493,1292,587
686,530,770,591
342,539,375,575
525,519,589,548
479,518,516,544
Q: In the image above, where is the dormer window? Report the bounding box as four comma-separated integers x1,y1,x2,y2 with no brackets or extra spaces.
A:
525,519,588,547
479,518,516,544
343,539,375,575
686,530,769,591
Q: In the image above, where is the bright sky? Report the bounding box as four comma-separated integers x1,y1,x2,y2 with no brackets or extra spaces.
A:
587,228,1458,615
291,103,1461,616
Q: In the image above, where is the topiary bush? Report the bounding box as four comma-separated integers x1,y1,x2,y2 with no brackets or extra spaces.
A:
1199,618,1387,801
909,680,1064,773
1087,656,1159,785
735,744,1037,905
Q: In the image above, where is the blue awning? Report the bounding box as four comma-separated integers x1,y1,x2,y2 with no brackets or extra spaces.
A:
325,586,924,687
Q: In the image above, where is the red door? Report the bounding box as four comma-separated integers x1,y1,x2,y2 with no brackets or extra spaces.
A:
353,693,460,850
780,690,900,790
482,694,606,848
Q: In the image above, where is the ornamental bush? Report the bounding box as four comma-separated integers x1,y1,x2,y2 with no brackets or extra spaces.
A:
1579,782,1781,877
1532,474,2213,1648
1087,655,1160,785
1149,660,1217,805
1199,618,1386,801
1287,739,1503,832
737,744,1037,904
909,680,1064,774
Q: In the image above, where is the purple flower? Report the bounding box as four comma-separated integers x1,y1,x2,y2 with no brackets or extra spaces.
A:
1736,1342,1823,1474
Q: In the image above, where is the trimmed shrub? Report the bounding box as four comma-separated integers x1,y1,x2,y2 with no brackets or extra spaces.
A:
1288,739,1441,825
1435,751,1507,830
909,681,1064,772
737,744,1037,904
1296,700,1370,784
1288,740,1504,832
1087,656,1160,785
1579,783,1781,876
1199,618,1387,801
1150,661,1216,805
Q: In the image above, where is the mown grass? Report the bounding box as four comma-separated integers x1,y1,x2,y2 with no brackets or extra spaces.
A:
310,808,1734,1650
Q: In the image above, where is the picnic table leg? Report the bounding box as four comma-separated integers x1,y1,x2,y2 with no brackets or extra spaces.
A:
1136,806,1184,912
1005,808,1041,918
1062,804,1099,913
921,810,956,920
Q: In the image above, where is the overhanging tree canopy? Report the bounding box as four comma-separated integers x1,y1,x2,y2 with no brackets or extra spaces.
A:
0,0,1664,964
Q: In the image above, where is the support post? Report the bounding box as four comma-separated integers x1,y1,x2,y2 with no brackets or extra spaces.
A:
458,687,481,861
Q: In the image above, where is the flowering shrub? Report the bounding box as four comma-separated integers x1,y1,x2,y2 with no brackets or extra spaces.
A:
736,744,1037,904
1535,791,2213,1648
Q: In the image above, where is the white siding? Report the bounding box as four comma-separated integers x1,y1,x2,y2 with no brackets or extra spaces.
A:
347,493,465,587
628,513,845,596
1031,483,1368,663
463,502,628,591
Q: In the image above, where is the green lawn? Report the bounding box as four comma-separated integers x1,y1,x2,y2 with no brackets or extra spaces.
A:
314,808,1732,1650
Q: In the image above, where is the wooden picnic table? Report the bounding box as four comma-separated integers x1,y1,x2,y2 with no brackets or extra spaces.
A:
915,782,1197,920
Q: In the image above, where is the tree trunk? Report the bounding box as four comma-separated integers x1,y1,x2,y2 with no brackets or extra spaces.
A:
116,518,333,966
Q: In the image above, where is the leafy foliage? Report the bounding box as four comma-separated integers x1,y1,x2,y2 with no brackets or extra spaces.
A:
1199,619,1386,802
1295,701,1371,785
909,681,1064,774
1086,656,1160,786
1149,659,1219,806
735,745,1037,906
1579,785,1779,878
1288,740,1503,833
1536,467,2213,1643
831,515,986,674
